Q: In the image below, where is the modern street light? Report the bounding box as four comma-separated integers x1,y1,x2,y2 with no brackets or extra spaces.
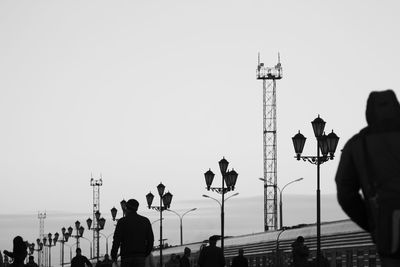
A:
259,177,304,229
292,115,339,267
68,221,85,248
146,182,173,267
42,233,58,267
203,157,238,252
87,210,106,262
167,208,197,245
99,232,113,256
56,227,70,266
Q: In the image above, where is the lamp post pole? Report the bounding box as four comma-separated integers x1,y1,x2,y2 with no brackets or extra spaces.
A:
146,183,173,267
68,221,84,249
30,240,44,267
42,233,58,267
87,211,106,262
167,208,197,245
57,228,70,266
203,157,238,252
292,115,339,267
99,232,113,256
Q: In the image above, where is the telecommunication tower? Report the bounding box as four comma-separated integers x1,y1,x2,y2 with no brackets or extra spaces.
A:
90,175,103,258
38,212,46,267
256,53,282,231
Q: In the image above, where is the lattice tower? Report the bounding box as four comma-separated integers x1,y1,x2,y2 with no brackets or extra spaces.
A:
256,53,282,231
38,212,46,267
90,175,103,258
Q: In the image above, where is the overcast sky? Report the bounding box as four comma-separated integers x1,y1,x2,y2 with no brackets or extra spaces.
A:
1,1,400,215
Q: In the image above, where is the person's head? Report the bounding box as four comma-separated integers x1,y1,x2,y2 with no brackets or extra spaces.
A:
125,199,139,213
296,236,305,243
104,254,109,260
28,256,34,263
209,235,219,246
76,248,82,255
238,248,244,256
366,89,400,127
184,247,191,256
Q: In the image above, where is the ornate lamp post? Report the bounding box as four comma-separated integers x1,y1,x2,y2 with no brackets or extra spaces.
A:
110,200,127,222
87,211,106,262
28,240,43,267
146,183,173,267
203,157,238,252
68,221,85,248
56,228,70,266
292,115,339,267
166,208,197,245
42,233,58,267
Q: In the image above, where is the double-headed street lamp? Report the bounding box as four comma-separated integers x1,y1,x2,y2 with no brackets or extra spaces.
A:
204,157,238,252
42,233,58,267
57,227,70,266
68,221,84,248
167,208,197,245
292,115,339,267
111,200,128,222
87,211,106,262
146,183,173,267
259,177,304,229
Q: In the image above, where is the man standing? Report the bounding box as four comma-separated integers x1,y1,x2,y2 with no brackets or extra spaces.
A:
179,247,191,267
231,248,248,267
336,90,400,266
71,248,92,267
111,198,154,267
291,236,309,267
198,235,225,267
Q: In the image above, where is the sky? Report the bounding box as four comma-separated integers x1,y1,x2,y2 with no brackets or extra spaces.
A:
1,0,400,242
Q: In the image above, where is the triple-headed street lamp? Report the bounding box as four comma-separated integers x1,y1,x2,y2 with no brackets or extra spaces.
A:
28,240,43,267
259,177,304,229
68,221,84,248
292,115,339,267
42,233,58,267
57,227,70,266
166,208,197,245
146,183,173,267
204,157,238,252
87,211,106,262
110,200,128,222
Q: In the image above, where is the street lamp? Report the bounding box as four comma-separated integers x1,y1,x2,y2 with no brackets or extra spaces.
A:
42,233,58,267
28,240,43,267
87,211,106,262
110,200,127,222
166,208,197,245
68,221,85,248
146,182,173,267
203,157,238,252
57,227,70,266
259,177,304,229
292,115,339,267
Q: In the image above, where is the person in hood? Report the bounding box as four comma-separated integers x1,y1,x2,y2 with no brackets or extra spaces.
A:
335,89,400,266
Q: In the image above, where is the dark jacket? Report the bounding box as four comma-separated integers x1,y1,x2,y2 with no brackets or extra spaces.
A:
71,255,92,267
291,241,309,267
335,90,400,233
231,255,248,267
198,245,225,267
110,211,154,260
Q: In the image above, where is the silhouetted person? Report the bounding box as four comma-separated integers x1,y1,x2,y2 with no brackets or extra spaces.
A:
198,235,225,267
291,236,309,267
179,247,191,267
231,248,248,267
111,198,154,267
0,251,3,267
97,254,112,267
25,256,38,267
336,90,400,267
71,248,92,267
3,236,27,267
